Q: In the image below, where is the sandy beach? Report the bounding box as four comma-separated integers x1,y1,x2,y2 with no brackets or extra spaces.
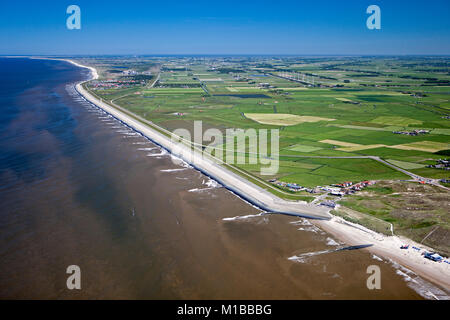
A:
64,59,99,80
67,59,450,295
315,217,450,292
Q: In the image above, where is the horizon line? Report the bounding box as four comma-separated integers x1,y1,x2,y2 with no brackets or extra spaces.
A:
2,53,450,57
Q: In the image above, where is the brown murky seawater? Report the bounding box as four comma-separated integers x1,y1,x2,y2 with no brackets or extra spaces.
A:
0,59,436,299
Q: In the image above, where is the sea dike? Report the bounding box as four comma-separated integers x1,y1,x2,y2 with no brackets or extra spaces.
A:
70,60,331,220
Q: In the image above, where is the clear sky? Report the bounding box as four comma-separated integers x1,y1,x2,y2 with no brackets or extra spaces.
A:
1,0,449,55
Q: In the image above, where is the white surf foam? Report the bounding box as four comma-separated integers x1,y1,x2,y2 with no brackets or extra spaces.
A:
146,150,168,157
160,168,187,173
222,212,266,221
291,219,325,234
389,259,449,300
372,254,383,262
137,147,157,151
169,154,191,168
288,249,334,263
187,178,221,193
204,178,219,188
118,131,140,136
290,219,312,226
326,237,340,246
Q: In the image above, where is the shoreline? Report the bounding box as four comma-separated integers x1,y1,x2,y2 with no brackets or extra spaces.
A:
51,58,450,296
315,217,450,293
67,58,332,220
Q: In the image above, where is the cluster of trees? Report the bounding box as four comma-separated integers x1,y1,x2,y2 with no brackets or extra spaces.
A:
216,67,245,73
120,75,154,81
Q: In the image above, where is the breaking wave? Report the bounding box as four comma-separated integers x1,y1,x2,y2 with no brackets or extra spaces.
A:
222,212,266,221
137,147,157,151
326,237,340,246
288,249,335,263
372,254,383,262
389,259,449,300
146,149,168,157
160,168,187,173
188,178,220,192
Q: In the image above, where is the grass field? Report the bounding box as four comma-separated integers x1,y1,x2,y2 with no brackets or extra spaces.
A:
371,116,423,126
389,141,449,153
245,113,335,126
386,159,426,170
288,144,323,153
339,181,450,256
237,157,409,188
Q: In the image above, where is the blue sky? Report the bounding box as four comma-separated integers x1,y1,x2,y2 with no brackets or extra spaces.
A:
0,0,449,55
